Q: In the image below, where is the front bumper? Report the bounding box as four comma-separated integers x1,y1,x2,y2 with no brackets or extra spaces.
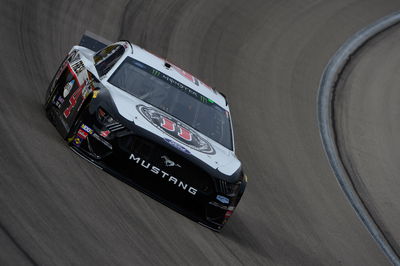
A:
69,115,236,231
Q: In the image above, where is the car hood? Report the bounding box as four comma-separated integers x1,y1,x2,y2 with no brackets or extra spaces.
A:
106,85,241,176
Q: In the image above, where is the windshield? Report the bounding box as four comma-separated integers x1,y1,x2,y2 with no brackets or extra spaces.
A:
108,57,233,150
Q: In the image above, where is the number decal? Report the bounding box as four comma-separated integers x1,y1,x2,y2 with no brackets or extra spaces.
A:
161,117,176,132
161,116,192,142
178,127,192,141
63,81,85,118
137,105,215,154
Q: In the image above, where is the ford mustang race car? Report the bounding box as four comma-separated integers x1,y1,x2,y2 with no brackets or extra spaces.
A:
44,32,247,231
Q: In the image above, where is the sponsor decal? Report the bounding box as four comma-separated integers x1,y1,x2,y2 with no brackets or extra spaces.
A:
57,96,64,104
129,153,197,195
80,124,94,135
73,123,113,150
161,155,181,168
71,60,85,75
63,79,75,98
137,105,215,154
130,57,219,107
77,129,88,139
216,195,230,204
73,137,82,147
164,138,190,155
78,123,112,149
92,90,99,98
55,96,64,109
73,124,92,147
100,130,110,138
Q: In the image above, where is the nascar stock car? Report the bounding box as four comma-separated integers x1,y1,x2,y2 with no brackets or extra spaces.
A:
44,32,247,231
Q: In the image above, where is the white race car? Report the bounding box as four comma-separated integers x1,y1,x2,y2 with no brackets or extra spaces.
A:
44,32,247,231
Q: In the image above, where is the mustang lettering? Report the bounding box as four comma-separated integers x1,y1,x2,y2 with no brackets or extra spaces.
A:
129,153,197,195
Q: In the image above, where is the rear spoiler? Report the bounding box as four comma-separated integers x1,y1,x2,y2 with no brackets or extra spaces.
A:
79,31,112,52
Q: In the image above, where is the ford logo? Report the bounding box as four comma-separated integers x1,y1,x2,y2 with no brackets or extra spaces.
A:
216,195,229,204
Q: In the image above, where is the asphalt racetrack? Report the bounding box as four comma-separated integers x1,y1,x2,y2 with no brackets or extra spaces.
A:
1,0,400,265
